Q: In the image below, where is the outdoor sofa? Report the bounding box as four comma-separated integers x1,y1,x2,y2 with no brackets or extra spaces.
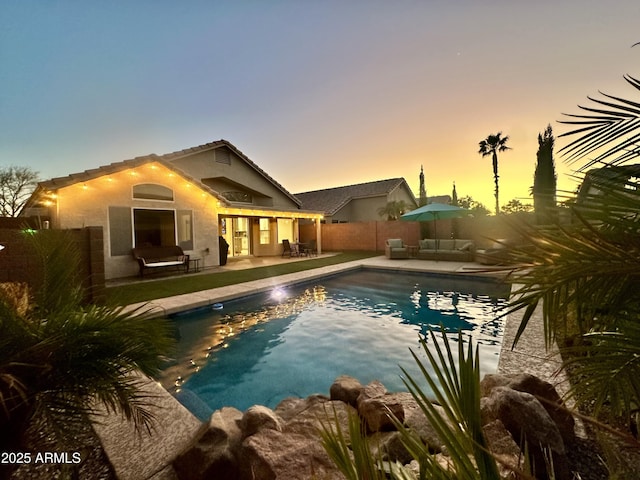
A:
131,245,190,277
417,238,475,261
385,238,410,259
475,239,527,265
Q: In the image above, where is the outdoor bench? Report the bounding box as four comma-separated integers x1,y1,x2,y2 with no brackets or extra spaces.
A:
131,245,190,278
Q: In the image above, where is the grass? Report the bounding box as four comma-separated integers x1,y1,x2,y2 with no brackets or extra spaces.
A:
105,251,379,306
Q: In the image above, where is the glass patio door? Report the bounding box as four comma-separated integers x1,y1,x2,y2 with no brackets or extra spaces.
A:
221,217,251,257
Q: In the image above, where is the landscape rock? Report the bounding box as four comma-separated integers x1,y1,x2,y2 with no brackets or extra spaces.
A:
394,391,450,452
240,429,344,480
482,419,523,478
330,375,364,406
170,372,581,480
368,431,413,464
173,406,243,480
275,394,329,422
482,386,571,480
240,405,284,439
481,373,575,443
357,381,404,432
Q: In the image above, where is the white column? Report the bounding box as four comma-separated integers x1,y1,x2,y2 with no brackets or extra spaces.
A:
316,218,322,254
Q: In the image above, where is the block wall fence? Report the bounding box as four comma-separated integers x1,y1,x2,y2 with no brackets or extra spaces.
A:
0,226,106,304
299,214,534,252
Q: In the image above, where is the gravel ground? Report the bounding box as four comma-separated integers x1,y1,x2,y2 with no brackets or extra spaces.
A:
8,423,115,480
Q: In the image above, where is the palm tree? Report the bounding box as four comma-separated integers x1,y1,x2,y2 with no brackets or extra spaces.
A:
0,230,174,461
503,72,640,431
478,133,511,215
377,200,408,220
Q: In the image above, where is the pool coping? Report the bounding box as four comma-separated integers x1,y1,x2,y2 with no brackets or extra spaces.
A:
98,256,564,480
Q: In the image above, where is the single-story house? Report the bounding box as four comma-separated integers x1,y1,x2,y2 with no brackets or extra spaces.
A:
294,178,418,223
23,140,323,280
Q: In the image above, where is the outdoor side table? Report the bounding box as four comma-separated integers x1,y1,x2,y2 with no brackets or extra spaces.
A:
189,257,201,273
407,245,418,258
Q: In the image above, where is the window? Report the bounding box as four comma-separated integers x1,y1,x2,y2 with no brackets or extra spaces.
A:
177,210,194,250
259,218,270,244
133,184,174,201
133,209,176,247
277,218,293,244
221,191,252,203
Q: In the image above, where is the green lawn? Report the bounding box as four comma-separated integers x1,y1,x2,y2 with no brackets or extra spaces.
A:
105,251,379,306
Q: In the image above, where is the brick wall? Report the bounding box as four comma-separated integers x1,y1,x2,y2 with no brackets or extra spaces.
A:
0,226,105,304
299,215,533,252
300,221,420,252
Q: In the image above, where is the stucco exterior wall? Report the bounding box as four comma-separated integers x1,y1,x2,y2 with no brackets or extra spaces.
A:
53,162,221,279
169,148,299,210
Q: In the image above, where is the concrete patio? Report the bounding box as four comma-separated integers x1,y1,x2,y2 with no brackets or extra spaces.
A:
96,254,564,480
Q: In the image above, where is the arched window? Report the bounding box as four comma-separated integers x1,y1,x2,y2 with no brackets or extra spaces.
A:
133,183,174,201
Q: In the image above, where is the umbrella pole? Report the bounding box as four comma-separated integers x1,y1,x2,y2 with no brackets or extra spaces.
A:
434,214,438,252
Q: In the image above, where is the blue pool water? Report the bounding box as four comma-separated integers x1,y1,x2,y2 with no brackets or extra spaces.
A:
160,269,510,420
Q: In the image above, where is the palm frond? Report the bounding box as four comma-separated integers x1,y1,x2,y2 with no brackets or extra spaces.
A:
399,329,501,479
565,315,640,419
559,74,640,168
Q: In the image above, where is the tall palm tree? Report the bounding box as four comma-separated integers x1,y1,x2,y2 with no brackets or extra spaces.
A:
478,132,511,215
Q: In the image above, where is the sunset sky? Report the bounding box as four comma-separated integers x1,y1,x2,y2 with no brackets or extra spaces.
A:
2,1,640,212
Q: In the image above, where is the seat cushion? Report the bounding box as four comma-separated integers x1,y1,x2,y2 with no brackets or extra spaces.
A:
419,239,436,250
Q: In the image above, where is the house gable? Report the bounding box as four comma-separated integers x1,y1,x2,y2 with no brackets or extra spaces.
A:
162,140,302,210
296,178,418,222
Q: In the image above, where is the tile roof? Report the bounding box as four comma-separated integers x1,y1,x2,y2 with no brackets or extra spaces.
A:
35,139,301,207
294,178,416,215
36,154,229,204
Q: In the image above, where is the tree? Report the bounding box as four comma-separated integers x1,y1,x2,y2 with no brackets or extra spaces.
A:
532,125,557,224
418,165,427,206
457,195,490,216
0,230,174,466
0,166,39,217
502,198,533,214
478,133,511,215
377,200,408,220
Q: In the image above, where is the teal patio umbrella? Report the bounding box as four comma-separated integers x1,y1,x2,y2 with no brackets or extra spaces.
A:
400,203,470,249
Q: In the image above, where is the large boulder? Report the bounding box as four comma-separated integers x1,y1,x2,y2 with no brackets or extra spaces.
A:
240,398,354,480
482,419,523,478
481,373,575,443
330,375,364,407
240,405,284,439
240,429,344,480
482,386,571,480
357,381,405,432
173,406,243,480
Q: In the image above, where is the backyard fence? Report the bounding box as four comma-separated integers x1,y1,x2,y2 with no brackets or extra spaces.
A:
0,225,105,304
300,213,535,252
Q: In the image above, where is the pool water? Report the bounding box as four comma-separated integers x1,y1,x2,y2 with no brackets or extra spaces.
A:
160,269,510,420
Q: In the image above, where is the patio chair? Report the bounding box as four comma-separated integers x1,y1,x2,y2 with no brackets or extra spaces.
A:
282,239,299,258
305,239,317,257
385,238,409,259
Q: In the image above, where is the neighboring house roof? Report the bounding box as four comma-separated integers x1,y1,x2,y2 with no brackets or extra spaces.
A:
33,154,230,205
295,178,417,216
160,139,302,208
577,164,640,203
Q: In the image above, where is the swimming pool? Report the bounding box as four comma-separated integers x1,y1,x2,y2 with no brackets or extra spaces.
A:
160,269,510,420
